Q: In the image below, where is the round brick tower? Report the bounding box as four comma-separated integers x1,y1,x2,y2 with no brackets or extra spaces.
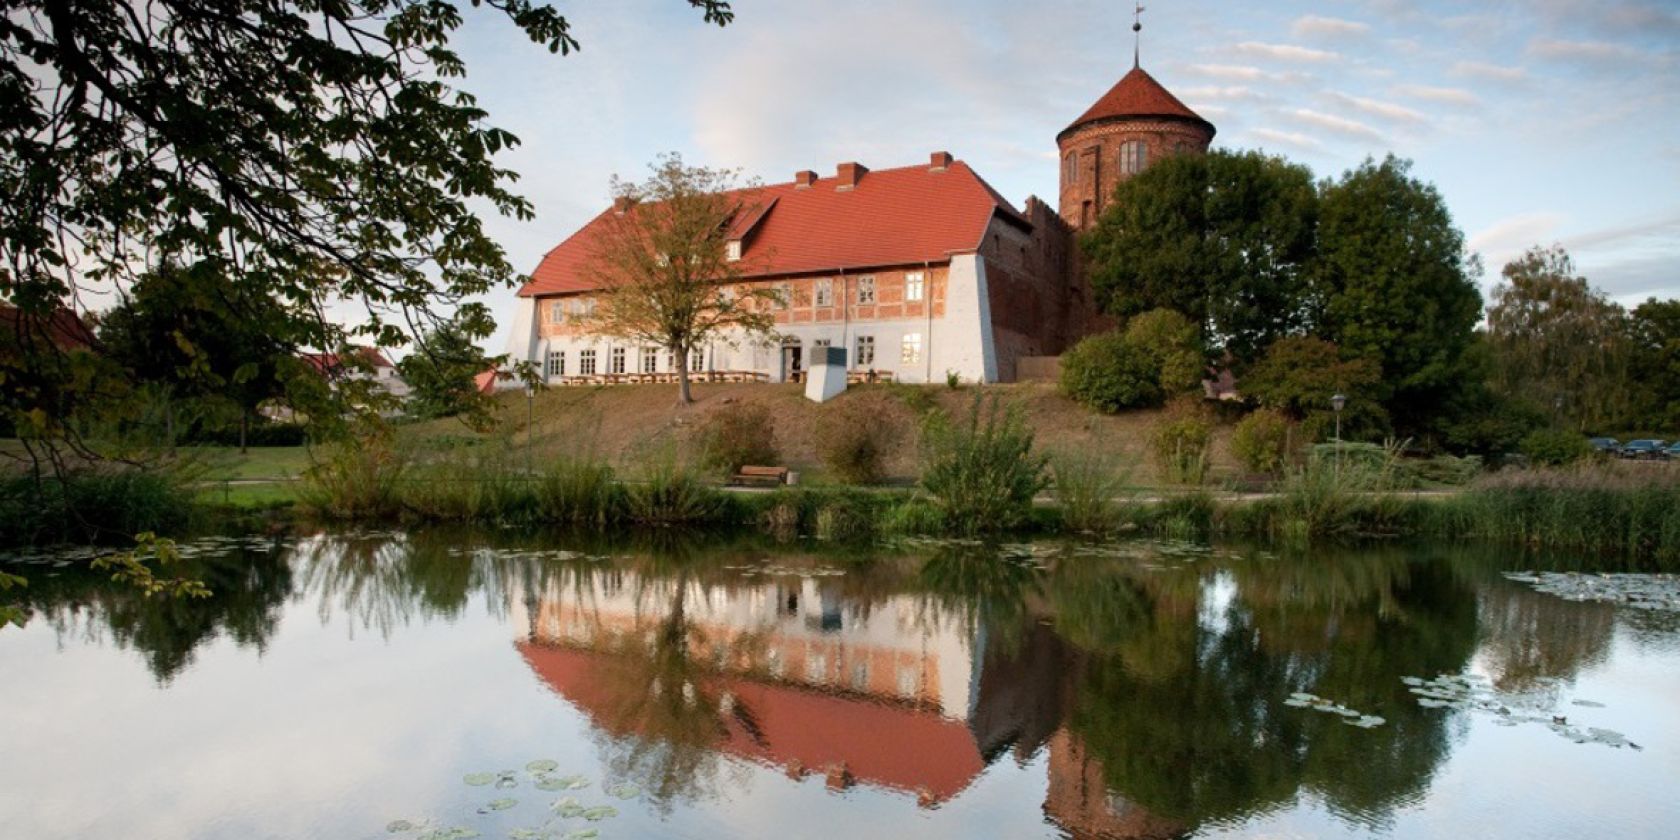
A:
1057,64,1216,230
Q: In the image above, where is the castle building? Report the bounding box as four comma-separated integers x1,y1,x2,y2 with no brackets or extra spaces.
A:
506,60,1213,385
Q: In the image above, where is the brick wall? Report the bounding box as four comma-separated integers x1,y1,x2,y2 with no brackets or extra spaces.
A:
1057,117,1213,230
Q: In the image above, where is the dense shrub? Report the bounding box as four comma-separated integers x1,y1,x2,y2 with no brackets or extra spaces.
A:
624,451,728,525
1244,336,1389,441
299,440,407,519
1123,308,1205,394
537,457,620,526
182,420,309,447
1230,408,1294,475
1411,453,1483,486
1149,398,1213,485
918,394,1050,533
695,402,778,476
0,469,194,547
1060,331,1162,413
816,398,899,484
1519,428,1594,466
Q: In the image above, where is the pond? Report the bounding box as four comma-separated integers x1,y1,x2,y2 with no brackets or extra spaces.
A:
2,529,1678,839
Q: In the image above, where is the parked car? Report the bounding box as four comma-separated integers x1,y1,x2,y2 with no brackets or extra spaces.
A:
1589,437,1621,453
1620,439,1668,459
1665,442,1680,459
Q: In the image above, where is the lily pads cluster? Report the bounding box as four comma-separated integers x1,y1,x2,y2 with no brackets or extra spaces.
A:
726,564,846,579
388,762,641,840
1503,571,1680,613
1403,675,1641,750
1282,692,1386,728
445,547,610,564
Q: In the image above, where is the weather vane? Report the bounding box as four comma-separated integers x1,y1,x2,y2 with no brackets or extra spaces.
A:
1133,3,1146,68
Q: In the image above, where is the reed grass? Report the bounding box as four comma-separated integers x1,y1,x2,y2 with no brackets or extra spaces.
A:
0,469,195,546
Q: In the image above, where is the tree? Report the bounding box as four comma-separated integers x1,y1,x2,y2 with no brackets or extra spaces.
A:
1242,336,1386,441
1627,298,1680,430
0,0,736,451
1485,246,1631,431
1123,308,1205,393
583,153,779,405
1082,149,1319,362
397,319,491,422
100,261,294,452
1315,156,1482,430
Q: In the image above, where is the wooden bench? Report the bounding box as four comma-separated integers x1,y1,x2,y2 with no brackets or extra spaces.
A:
732,465,789,486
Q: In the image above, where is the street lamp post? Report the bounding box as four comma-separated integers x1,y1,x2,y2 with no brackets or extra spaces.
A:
1331,393,1347,478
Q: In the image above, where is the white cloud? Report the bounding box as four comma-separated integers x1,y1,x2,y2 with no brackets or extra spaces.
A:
1450,60,1528,82
1180,85,1265,102
1232,41,1342,63
1248,128,1324,153
1528,37,1653,67
1288,108,1385,141
1469,212,1566,266
1183,63,1268,81
1327,92,1428,125
1391,84,1480,107
1290,15,1371,40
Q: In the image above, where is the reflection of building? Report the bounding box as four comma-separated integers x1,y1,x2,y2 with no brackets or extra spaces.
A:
514,572,995,804
1043,729,1185,840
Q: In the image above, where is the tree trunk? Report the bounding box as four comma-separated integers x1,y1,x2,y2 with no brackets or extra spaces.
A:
675,342,693,406
239,409,249,454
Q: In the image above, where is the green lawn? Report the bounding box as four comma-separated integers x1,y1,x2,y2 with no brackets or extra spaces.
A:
181,446,314,481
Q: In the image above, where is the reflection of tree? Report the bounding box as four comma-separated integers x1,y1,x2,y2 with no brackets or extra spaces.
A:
1051,548,1480,828
915,545,1040,655
30,544,292,683
1475,582,1615,693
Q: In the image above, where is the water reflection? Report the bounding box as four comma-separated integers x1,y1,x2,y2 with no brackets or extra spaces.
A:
3,530,1676,838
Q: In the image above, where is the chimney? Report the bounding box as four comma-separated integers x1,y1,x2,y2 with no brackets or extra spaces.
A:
794,170,818,188
929,151,953,171
611,196,633,215
836,161,868,191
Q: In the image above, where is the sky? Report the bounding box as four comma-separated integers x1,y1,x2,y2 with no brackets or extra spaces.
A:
437,0,1680,355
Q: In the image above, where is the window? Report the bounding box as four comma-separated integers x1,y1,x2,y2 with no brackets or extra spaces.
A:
545,350,565,378
726,240,742,261
548,300,565,324
850,662,869,691
775,283,790,310
855,335,875,367
1064,152,1077,183
1120,140,1148,175
897,667,920,698
579,349,597,375
815,279,833,308
856,275,876,305
901,332,923,364
690,349,704,372
641,348,658,374
813,338,831,350
905,271,924,302
609,347,626,374
664,350,675,371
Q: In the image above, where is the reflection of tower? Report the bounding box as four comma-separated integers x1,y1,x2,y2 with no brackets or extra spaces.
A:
1043,728,1186,840
1056,10,1215,230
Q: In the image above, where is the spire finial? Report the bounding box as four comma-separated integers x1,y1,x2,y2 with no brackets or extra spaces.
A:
1132,3,1146,69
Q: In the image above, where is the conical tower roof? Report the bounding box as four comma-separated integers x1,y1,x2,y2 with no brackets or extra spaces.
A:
1060,65,1215,140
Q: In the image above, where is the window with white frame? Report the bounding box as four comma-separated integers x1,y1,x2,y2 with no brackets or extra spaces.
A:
905,271,925,302
545,350,565,378
690,348,704,372
579,349,597,375
1120,140,1148,175
855,335,875,366
901,332,923,364
815,279,833,308
641,348,658,374
726,240,742,261
856,275,876,304
609,347,626,374
775,283,790,310
548,300,565,324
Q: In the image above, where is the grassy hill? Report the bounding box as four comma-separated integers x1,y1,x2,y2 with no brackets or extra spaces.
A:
411,381,1241,488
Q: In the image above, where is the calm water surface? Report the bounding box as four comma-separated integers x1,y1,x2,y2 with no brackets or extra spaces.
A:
2,529,1678,839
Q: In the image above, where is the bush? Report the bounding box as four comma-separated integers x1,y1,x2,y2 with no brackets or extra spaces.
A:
300,440,407,519
1258,440,1413,539
1124,308,1204,394
0,469,195,547
695,402,778,476
817,398,900,485
537,457,620,526
1243,336,1386,440
1060,331,1163,413
1412,453,1483,486
1520,428,1594,466
918,394,1050,533
624,450,728,525
1052,453,1129,533
1149,398,1213,485
1231,408,1294,475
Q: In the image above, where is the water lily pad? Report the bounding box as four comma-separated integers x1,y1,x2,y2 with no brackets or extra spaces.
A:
495,772,520,789
387,819,418,833
1283,698,1312,708
1571,699,1606,708
534,777,569,792
581,806,618,821
484,798,518,812
551,797,585,819
551,774,590,790
607,783,641,800
509,830,546,840
561,830,600,840
464,773,497,787
526,759,559,773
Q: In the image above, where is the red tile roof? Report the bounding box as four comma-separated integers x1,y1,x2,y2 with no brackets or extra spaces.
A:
518,158,1029,298
1062,65,1215,138
302,346,393,374
1,304,96,350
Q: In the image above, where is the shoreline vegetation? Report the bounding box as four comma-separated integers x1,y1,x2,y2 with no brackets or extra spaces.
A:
7,391,1680,565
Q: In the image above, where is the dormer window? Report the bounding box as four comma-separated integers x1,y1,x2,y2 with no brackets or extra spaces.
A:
726,240,742,262
1120,140,1148,175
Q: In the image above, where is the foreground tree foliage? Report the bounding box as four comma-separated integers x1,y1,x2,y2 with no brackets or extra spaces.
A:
583,153,778,404
0,0,736,450
1083,150,1318,362
397,318,492,423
